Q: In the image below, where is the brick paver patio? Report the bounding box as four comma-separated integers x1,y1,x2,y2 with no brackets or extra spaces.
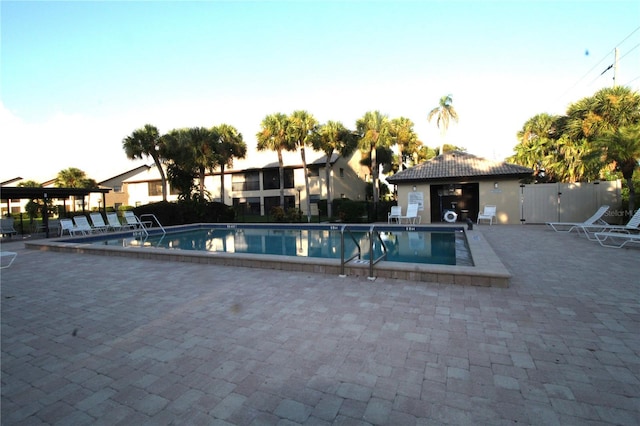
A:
1,225,638,425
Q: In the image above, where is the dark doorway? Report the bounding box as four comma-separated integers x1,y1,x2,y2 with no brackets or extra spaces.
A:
429,183,479,222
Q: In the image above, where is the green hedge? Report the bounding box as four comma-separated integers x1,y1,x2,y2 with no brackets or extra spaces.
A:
131,200,235,226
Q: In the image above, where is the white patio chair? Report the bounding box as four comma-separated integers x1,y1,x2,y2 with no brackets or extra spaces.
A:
72,216,95,234
60,218,84,236
1,251,17,269
106,212,129,231
388,206,402,224
1,217,18,237
546,205,610,233
89,213,110,232
577,208,640,241
477,205,497,225
399,204,421,224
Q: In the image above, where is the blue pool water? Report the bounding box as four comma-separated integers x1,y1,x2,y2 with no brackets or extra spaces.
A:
87,224,472,266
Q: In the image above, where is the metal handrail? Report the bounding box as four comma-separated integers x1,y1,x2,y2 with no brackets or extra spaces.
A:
139,214,166,235
339,225,361,277
368,225,387,280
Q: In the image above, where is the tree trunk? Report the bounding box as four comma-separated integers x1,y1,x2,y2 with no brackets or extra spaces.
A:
152,155,167,202
325,155,332,219
199,166,206,201
220,164,226,205
371,144,378,203
301,147,311,223
278,149,285,209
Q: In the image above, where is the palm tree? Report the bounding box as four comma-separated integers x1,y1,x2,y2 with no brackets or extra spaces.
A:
122,124,168,201
312,121,357,218
565,86,640,141
510,113,561,181
55,167,94,212
595,124,640,214
187,127,219,201
428,94,459,155
214,124,247,205
256,113,294,209
390,117,419,170
288,110,318,222
356,111,393,206
163,127,219,201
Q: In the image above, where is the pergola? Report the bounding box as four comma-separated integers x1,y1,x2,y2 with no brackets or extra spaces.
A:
0,186,111,237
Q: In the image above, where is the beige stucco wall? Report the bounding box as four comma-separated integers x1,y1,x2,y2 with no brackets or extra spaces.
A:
477,180,522,224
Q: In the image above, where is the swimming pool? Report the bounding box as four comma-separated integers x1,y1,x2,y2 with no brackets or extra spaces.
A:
25,223,511,287
93,224,471,266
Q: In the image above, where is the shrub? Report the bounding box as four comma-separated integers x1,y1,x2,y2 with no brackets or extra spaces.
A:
132,200,235,226
333,199,368,223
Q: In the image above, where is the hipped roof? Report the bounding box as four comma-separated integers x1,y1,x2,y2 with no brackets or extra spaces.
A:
387,151,533,183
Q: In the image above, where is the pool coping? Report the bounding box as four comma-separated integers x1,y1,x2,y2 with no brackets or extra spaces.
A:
24,223,511,287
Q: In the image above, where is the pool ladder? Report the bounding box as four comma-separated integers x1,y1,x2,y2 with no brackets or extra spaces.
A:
339,225,388,280
132,214,167,239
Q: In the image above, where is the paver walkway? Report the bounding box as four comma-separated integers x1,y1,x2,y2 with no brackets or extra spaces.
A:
1,225,638,425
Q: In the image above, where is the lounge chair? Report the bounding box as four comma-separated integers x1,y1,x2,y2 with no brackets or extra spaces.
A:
123,211,145,229
399,203,421,224
106,212,129,231
60,218,85,236
72,216,96,234
388,206,402,224
1,251,17,269
577,209,640,241
89,213,110,232
594,231,640,249
477,205,497,225
546,205,610,233
1,217,18,237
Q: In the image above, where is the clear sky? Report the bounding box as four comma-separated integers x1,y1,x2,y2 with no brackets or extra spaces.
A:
2,0,639,183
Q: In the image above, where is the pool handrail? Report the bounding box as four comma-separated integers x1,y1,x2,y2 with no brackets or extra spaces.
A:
139,214,166,235
339,224,361,277
368,225,388,280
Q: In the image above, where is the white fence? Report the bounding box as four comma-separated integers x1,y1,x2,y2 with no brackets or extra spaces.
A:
520,181,623,224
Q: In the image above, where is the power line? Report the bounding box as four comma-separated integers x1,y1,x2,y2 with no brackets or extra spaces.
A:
555,26,640,103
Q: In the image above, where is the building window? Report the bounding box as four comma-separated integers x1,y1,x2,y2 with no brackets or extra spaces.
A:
264,195,295,213
307,168,319,177
262,169,294,190
113,185,123,193
148,181,163,196
233,197,261,215
232,172,260,191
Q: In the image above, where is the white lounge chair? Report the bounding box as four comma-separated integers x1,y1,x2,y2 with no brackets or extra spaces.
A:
477,205,497,225
1,251,17,269
388,206,402,224
89,213,110,232
106,212,129,231
1,217,18,237
546,205,610,233
60,218,85,236
72,216,96,234
399,204,421,224
123,211,145,229
577,209,640,241
594,231,640,249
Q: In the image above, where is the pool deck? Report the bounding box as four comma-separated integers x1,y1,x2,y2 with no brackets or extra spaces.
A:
1,224,639,425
